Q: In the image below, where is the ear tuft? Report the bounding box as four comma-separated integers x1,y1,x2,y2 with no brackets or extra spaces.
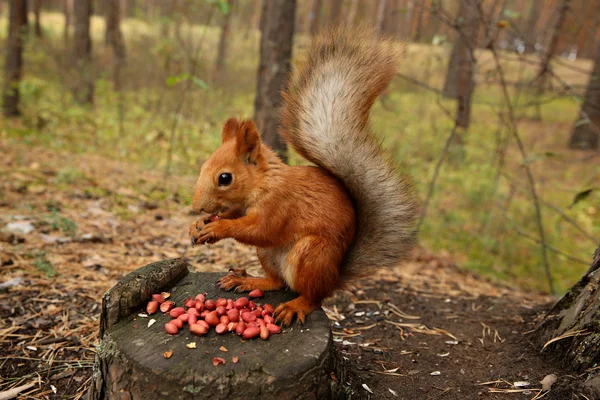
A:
222,118,239,143
235,120,262,164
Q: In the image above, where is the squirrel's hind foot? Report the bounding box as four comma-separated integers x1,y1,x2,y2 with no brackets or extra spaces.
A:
274,296,318,326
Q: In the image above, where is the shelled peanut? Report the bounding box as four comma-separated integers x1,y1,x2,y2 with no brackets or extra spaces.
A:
145,290,281,341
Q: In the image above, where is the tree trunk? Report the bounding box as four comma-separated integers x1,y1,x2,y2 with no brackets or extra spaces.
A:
537,246,600,375
215,0,236,80
73,0,94,105
309,0,322,35
254,0,295,162
34,0,42,37
63,0,73,44
410,0,426,41
443,0,480,129
346,0,359,26
568,43,600,150
251,0,261,31
575,2,599,58
328,0,343,26
536,0,570,83
524,0,542,53
375,0,386,33
2,0,28,117
88,260,334,400
105,0,126,61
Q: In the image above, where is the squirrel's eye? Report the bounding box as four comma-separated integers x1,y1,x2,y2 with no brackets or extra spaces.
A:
218,173,232,186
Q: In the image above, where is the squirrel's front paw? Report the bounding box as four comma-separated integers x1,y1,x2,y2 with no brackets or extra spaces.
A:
191,220,228,245
188,219,206,246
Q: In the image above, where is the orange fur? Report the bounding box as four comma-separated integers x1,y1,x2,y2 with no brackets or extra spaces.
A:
190,28,419,325
190,118,355,325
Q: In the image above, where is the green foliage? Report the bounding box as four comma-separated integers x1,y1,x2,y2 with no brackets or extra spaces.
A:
48,210,77,237
207,0,230,15
31,252,58,277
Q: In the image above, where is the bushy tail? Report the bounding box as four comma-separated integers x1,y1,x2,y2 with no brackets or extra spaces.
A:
280,27,419,283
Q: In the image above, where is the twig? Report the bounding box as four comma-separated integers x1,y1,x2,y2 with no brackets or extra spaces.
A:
0,382,37,400
486,31,555,294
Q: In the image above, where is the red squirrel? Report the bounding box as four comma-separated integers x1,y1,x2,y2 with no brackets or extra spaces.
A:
189,28,419,326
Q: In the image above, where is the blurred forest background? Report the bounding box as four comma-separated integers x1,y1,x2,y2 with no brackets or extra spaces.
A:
1,0,599,296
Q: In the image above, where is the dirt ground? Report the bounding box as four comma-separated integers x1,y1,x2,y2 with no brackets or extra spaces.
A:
0,140,593,399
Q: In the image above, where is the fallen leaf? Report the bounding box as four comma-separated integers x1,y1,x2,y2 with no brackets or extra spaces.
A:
540,374,557,391
232,356,239,363
164,350,173,359
186,342,196,349
219,346,228,352
362,383,373,394
212,357,226,366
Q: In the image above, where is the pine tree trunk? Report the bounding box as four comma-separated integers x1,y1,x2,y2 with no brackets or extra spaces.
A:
105,0,126,61
73,0,94,105
309,0,322,35
537,246,600,373
537,0,570,82
443,0,480,129
524,0,542,53
34,0,42,37
63,0,72,44
568,43,600,150
328,0,343,26
254,0,295,162
215,0,236,80
375,0,386,33
2,0,28,117
346,0,359,26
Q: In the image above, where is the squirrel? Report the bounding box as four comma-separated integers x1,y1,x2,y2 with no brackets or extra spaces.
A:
189,27,419,326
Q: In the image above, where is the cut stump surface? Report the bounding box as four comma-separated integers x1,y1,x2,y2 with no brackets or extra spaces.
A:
89,259,333,400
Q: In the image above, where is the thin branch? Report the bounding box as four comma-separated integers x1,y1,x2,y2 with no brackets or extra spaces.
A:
480,2,555,294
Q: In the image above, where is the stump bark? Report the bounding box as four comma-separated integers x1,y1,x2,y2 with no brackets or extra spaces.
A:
88,259,334,400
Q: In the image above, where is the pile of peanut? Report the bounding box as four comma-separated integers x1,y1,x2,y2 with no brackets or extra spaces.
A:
145,289,281,340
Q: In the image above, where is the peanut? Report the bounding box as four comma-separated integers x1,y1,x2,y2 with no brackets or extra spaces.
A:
215,298,227,307
204,300,216,311
249,289,263,298
165,323,178,335
190,324,207,336
146,301,159,315
266,323,281,334
171,318,184,329
152,294,165,303
160,301,175,313
215,323,227,334
242,326,260,339
234,297,249,309
205,311,220,326
242,312,257,323
260,324,269,340
169,307,185,318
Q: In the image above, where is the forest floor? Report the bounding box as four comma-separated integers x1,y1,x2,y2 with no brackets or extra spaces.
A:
0,140,594,399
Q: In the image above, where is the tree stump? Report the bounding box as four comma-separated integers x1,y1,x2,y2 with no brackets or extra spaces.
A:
88,259,334,400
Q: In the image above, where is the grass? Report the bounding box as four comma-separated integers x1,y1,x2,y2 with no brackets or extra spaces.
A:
1,11,598,294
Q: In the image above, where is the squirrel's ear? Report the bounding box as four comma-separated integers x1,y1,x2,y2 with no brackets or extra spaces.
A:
222,118,239,143
235,120,262,164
